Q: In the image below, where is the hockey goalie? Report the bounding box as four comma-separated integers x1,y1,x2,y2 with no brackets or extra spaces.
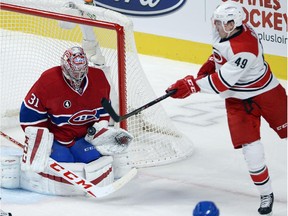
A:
0,44,133,196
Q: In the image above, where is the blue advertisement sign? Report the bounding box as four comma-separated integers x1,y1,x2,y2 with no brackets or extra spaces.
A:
94,0,187,16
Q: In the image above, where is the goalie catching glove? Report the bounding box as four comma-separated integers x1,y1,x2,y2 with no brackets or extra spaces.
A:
85,121,133,155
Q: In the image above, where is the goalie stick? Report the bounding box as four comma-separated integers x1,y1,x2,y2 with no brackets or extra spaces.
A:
102,89,177,122
0,130,137,198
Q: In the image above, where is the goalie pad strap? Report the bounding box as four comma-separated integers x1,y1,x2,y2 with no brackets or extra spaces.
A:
90,166,112,185
85,156,114,187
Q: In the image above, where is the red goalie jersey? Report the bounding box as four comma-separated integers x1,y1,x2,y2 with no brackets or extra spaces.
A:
20,66,111,145
197,23,279,99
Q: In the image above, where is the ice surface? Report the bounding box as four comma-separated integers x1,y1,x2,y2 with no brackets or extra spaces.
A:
1,54,287,216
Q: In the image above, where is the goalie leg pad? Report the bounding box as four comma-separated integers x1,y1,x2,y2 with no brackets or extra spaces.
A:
84,156,114,187
20,156,114,196
1,155,21,189
20,161,86,196
22,127,54,173
112,152,133,179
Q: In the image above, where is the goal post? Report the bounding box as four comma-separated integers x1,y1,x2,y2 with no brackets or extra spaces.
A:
0,0,194,172
0,1,128,130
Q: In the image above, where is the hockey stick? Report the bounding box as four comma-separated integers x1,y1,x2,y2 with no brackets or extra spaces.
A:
102,89,177,122
0,130,137,198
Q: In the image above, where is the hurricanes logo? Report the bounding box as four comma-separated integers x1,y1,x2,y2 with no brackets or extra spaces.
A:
63,100,71,108
213,49,227,65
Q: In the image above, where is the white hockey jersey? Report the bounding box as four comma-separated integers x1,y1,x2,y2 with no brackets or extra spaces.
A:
196,23,279,99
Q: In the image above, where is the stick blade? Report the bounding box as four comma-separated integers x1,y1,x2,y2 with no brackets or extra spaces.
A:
101,98,121,122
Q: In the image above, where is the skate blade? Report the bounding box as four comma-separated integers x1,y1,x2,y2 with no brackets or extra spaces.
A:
259,212,273,216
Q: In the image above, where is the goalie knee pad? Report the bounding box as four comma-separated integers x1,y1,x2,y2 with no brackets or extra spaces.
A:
1,155,21,189
112,152,132,179
84,156,114,187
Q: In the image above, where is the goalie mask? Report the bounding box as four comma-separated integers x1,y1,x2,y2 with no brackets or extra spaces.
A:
212,2,244,35
61,46,88,91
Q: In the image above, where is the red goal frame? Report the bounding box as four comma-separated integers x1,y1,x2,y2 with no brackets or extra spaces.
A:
0,2,128,129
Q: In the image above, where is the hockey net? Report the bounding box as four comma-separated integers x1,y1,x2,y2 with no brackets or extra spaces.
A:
0,0,194,170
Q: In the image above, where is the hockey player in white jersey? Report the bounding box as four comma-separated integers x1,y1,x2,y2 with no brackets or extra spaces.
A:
166,2,287,216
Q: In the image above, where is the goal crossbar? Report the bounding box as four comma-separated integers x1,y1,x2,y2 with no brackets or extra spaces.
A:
1,0,194,172
0,2,128,129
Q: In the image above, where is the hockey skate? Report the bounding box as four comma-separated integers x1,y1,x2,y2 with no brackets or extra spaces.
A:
258,193,274,215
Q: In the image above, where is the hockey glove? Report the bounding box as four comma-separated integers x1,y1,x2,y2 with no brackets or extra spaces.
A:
166,75,200,99
197,55,216,79
85,121,133,155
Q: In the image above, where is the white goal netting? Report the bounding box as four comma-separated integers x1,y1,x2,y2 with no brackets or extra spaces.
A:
0,0,194,171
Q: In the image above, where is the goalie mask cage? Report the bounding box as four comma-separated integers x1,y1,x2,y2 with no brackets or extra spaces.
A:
0,0,194,170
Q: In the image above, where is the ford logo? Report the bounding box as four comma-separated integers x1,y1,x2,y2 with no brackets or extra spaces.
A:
94,0,187,16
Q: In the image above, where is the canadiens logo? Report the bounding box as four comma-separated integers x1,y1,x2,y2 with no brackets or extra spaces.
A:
68,109,98,125
63,100,71,108
213,49,227,65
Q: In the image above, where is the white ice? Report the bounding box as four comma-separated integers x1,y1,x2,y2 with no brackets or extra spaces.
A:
0,54,287,216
